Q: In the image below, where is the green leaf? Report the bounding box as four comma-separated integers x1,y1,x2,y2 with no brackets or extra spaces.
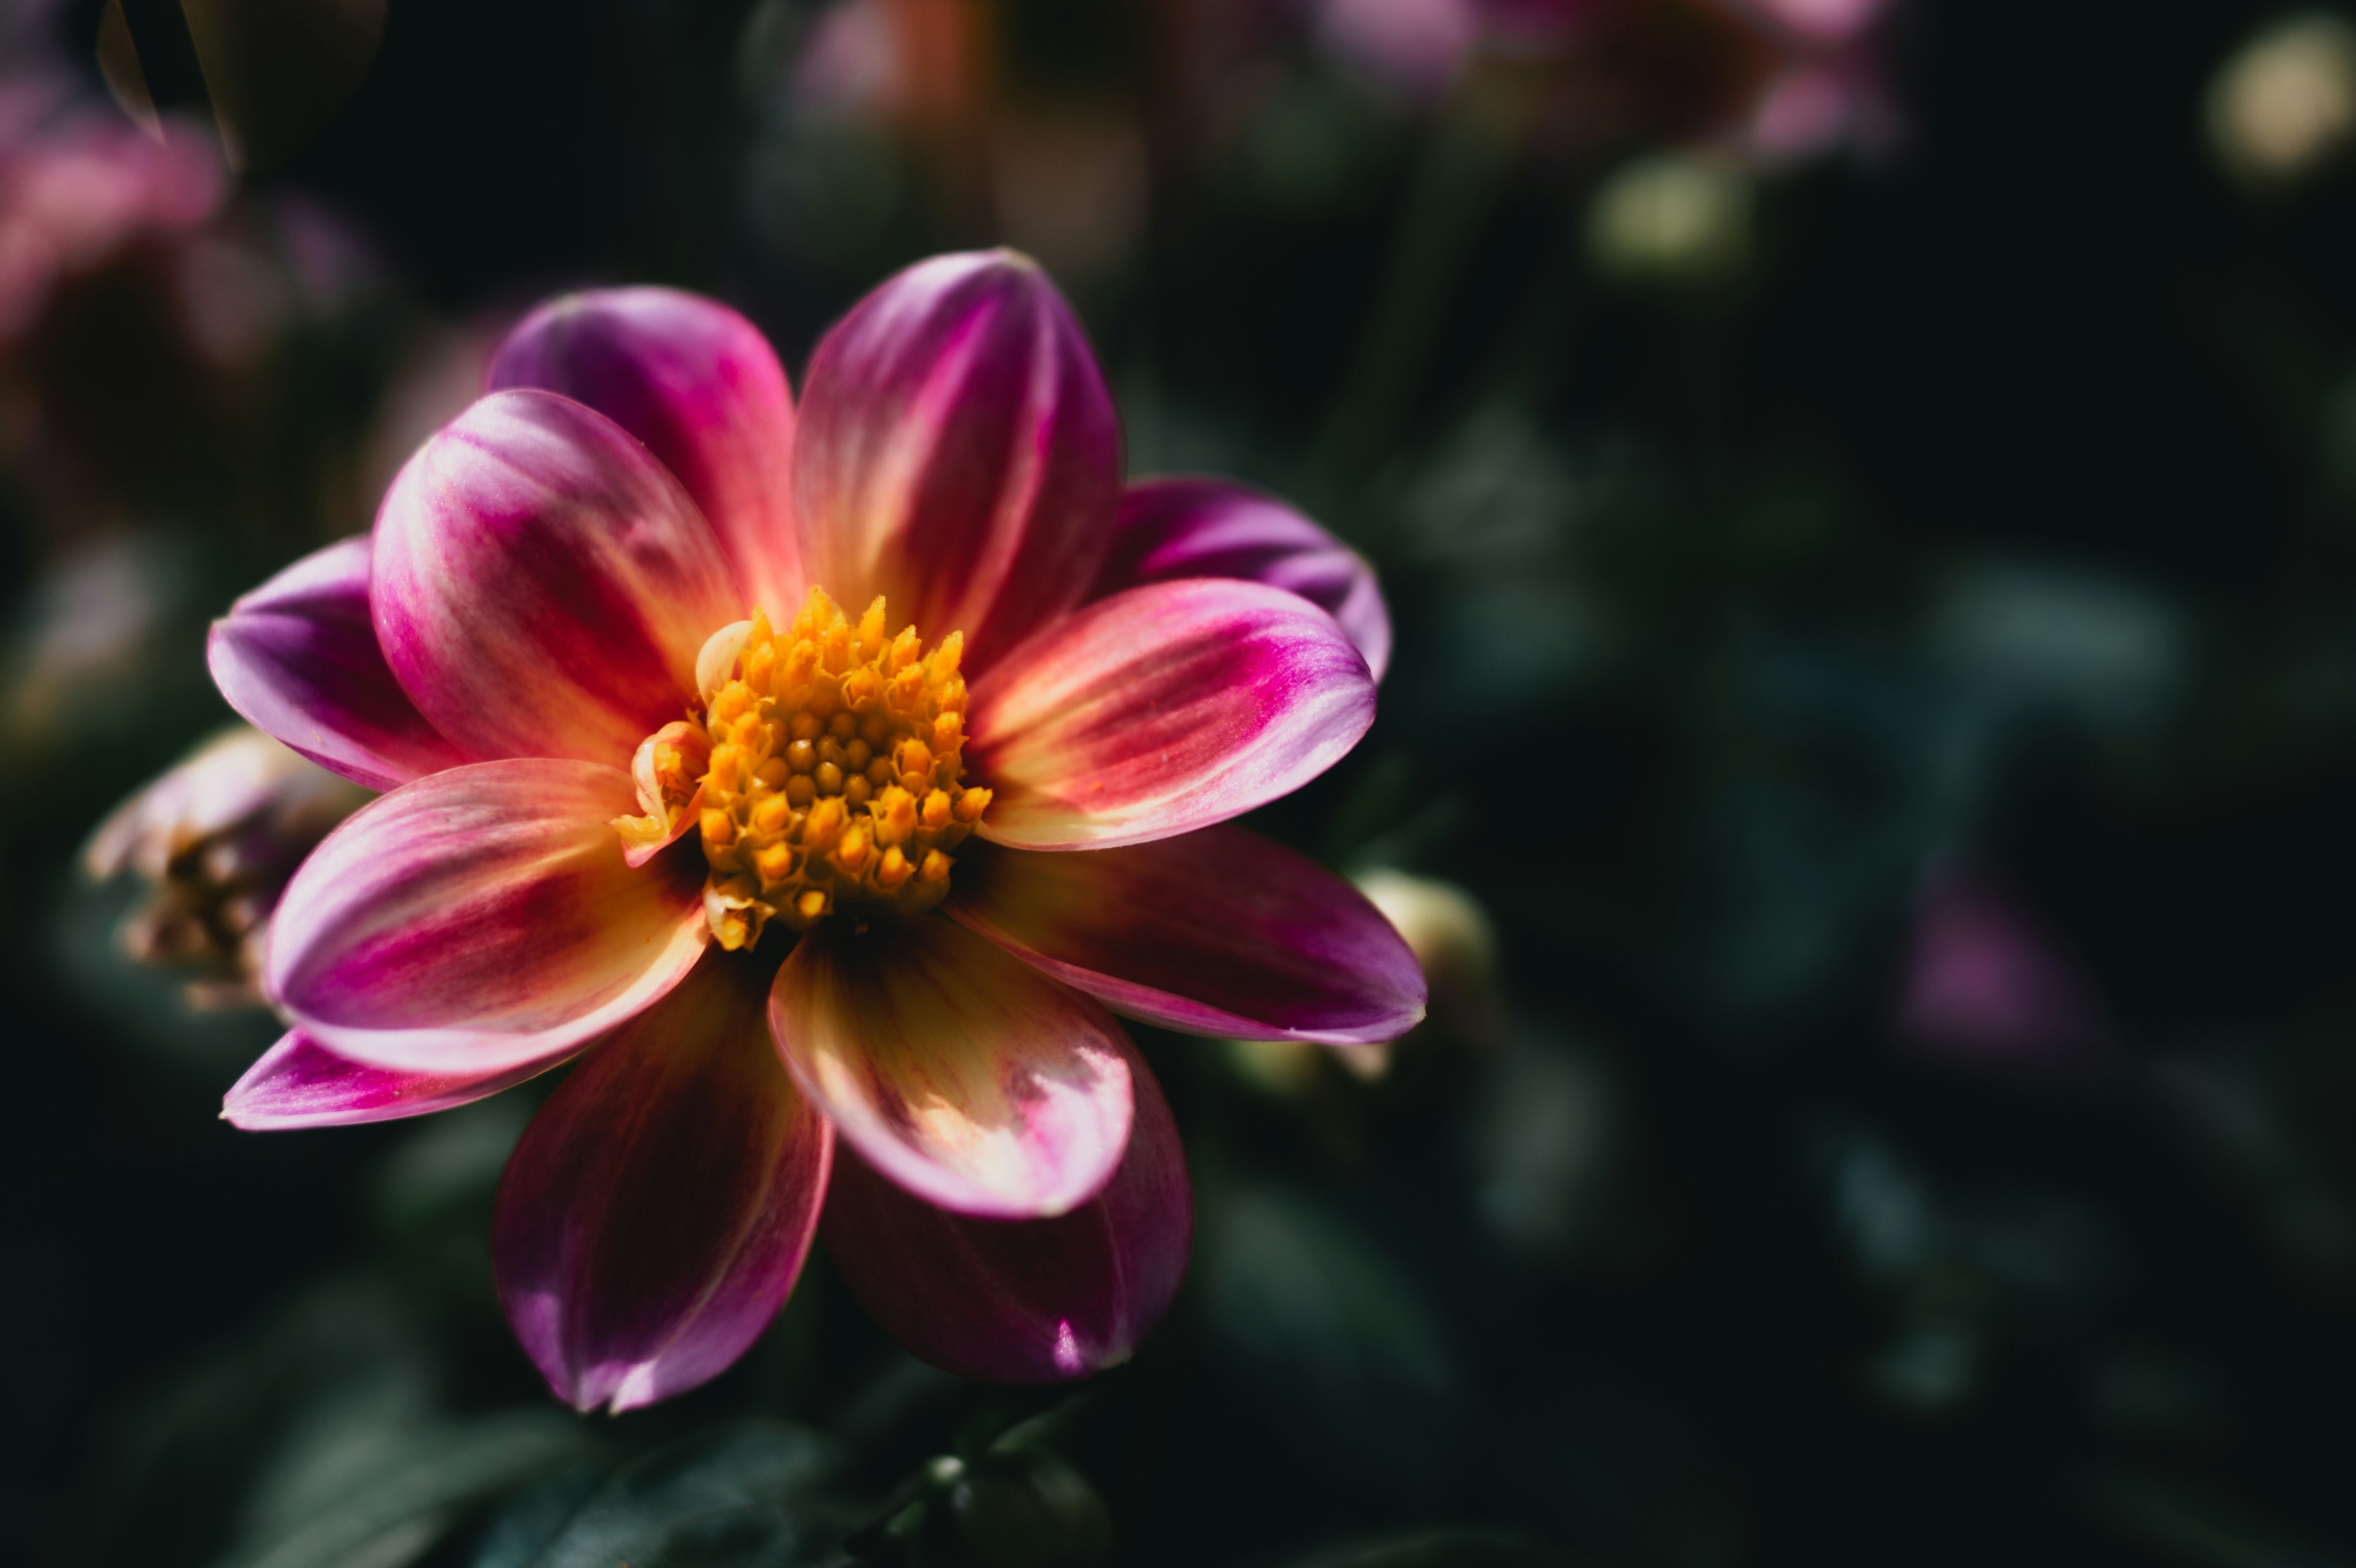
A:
215,1410,595,1568
496,1420,849,1568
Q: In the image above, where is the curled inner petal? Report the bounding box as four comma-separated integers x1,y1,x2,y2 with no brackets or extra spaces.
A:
770,915,1133,1218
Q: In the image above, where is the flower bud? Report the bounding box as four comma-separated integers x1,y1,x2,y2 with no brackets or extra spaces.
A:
83,724,366,1007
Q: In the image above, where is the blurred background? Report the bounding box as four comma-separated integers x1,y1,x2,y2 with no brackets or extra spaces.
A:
9,0,2356,1562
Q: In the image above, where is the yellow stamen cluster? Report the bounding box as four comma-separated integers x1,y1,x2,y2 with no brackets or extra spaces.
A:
621,586,991,950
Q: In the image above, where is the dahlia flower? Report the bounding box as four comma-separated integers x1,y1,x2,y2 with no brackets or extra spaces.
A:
208,250,1424,1409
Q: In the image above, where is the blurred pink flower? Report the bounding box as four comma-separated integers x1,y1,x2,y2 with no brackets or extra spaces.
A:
1896,863,2112,1082
0,83,223,342
1312,0,1900,164
211,250,1422,1407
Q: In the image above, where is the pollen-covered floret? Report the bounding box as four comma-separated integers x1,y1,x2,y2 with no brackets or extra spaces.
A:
615,586,991,950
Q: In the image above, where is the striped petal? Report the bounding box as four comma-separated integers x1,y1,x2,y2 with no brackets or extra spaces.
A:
264,759,709,1075
948,829,1426,1045
966,580,1376,851
223,1029,562,1130
488,288,803,617
821,1045,1188,1383
372,390,743,767
207,536,473,790
1095,477,1393,682
769,915,1133,1219
793,250,1120,674
495,953,833,1413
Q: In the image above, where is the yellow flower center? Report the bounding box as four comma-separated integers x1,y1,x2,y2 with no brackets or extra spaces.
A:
615,585,990,950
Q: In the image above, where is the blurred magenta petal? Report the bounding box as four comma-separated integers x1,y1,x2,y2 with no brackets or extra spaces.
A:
266,759,709,1074
495,953,833,1413
0,98,222,340
949,830,1425,1044
224,1029,561,1129
793,250,1119,672
1316,0,1475,99
1742,0,1888,46
488,288,803,617
822,1039,1188,1383
1895,864,2111,1081
1095,477,1393,682
371,390,743,766
770,915,1133,1219
207,536,473,790
966,580,1376,851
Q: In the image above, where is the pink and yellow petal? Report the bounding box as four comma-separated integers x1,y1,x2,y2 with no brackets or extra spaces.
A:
488,288,803,617
207,536,474,791
793,250,1120,672
223,1029,565,1130
821,1043,1188,1384
966,580,1376,851
494,953,833,1413
264,759,709,1075
1095,477,1393,682
769,915,1133,1219
371,390,743,767
948,829,1425,1045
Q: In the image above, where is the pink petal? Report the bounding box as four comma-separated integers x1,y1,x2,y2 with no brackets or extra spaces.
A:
793,250,1120,673
371,390,744,767
966,580,1377,851
769,915,1133,1219
207,536,474,790
223,1029,563,1130
495,952,833,1413
1096,478,1392,683
264,759,710,1075
821,1042,1188,1383
487,288,803,618
947,829,1425,1044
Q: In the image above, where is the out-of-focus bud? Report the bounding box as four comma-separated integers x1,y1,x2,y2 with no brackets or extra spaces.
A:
1585,150,1755,288
2205,11,2356,194
1352,867,1501,1064
920,1448,1112,1568
83,724,366,1007
1225,867,1500,1092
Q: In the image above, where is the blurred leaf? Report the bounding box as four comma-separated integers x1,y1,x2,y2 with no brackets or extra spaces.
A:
1199,1185,1460,1495
1278,1532,1573,1568
218,1409,593,1568
484,1421,847,1568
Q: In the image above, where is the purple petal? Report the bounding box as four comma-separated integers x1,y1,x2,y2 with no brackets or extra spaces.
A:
264,759,710,1075
794,250,1120,673
495,953,833,1413
371,390,744,767
488,288,804,617
207,536,474,790
770,915,1134,1219
821,1042,1188,1383
966,580,1377,850
947,829,1425,1045
223,1029,563,1129
1095,477,1393,682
